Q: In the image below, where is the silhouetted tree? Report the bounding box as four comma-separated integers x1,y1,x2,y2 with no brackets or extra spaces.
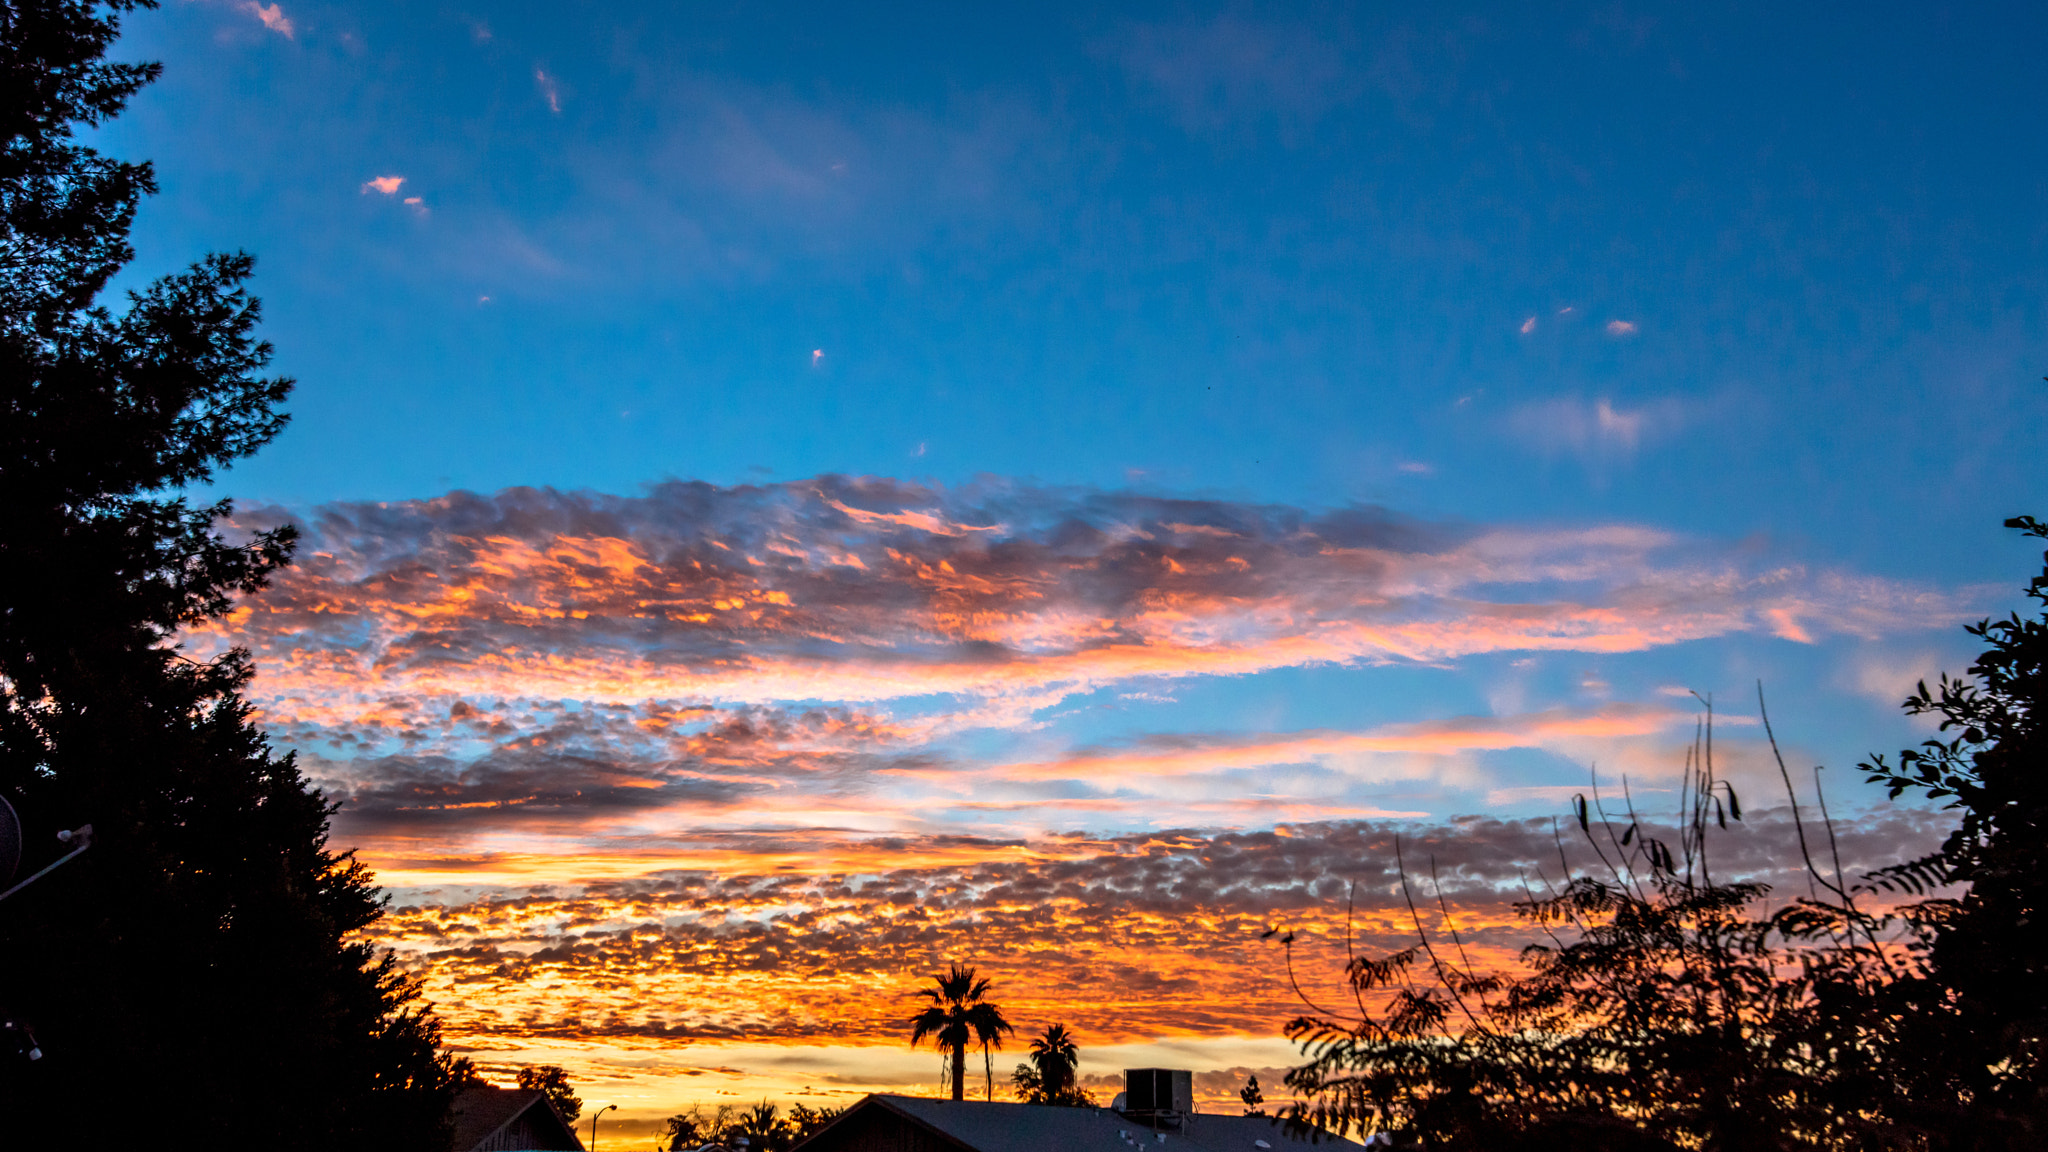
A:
1279,706,1906,1150
0,1,457,1147
730,1100,798,1151
517,1065,583,1125
1011,1023,1093,1105
1280,517,2048,1151
1240,1074,1266,1117
664,1102,737,1150
787,1102,845,1141
1861,514,2048,1148
447,1056,489,1088
910,962,1014,1101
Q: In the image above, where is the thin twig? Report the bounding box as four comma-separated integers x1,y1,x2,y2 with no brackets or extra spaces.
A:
1758,682,1823,902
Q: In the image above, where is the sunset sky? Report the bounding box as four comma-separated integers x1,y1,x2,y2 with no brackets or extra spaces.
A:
104,0,2048,1140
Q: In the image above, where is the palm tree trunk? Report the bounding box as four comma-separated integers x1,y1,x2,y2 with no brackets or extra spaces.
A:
951,1042,966,1101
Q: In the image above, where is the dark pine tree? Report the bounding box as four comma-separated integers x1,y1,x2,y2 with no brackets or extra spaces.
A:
0,2,456,1147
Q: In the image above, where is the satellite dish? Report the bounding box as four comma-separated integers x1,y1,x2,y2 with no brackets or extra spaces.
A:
0,796,20,887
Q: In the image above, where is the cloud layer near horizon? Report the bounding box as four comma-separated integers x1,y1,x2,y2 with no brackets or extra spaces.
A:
181,476,1973,876
177,475,1977,1119
390,811,1949,1056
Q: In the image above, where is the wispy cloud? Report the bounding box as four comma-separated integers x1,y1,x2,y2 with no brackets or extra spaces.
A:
242,1,294,38
996,704,1696,782
361,175,404,195
1506,396,1695,459
535,68,562,113
1607,319,1639,336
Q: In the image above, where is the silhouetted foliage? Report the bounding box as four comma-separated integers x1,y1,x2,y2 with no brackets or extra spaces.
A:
664,1102,737,1150
1011,1022,1094,1105
788,1103,846,1142
910,962,1015,1101
1240,1074,1266,1116
1279,516,2048,1150
1859,514,2048,1147
517,1064,583,1125
742,1100,810,1150
661,1098,839,1152
0,2,458,1147
1279,705,1913,1150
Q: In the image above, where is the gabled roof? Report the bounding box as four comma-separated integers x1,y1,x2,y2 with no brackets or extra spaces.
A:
795,1094,1345,1152
450,1085,584,1152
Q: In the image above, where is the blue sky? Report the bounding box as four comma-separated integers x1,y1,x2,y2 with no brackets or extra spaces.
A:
109,0,2048,1123
116,2,2043,570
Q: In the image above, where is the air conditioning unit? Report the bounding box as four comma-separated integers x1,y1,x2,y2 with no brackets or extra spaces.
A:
1122,1069,1194,1117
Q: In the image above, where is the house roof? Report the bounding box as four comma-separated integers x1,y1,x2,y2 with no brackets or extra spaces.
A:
449,1085,584,1152
797,1094,1347,1152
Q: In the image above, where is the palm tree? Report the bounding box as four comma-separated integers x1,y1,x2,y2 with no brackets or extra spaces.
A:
909,962,1015,1101
1013,1023,1091,1105
1027,1023,1080,1098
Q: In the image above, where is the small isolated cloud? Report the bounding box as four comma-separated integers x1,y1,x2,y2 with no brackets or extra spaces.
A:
242,1,294,38
1507,396,1695,460
1607,319,1639,336
535,68,562,113
1767,607,1814,644
1395,461,1433,475
361,175,403,195
402,196,428,215
812,349,824,365
1520,317,1536,335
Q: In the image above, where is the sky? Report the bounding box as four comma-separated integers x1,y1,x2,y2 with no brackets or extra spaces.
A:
95,0,2048,1139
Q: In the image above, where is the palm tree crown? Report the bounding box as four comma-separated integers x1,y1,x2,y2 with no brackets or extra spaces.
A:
1013,1023,1092,1106
909,962,1015,1101
1028,1023,1080,1096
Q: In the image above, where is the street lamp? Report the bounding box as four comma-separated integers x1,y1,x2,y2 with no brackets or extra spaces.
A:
589,1103,618,1151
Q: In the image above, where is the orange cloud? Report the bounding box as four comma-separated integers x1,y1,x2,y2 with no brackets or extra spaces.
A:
198,481,1965,722
364,808,1951,1125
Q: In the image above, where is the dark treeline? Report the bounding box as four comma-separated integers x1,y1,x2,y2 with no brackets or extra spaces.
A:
0,1,459,1147
1278,518,2048,1151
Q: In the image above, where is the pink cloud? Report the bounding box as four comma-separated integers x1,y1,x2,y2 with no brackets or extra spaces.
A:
535,69,562,113
361,175,404,195
1607,319,1638,335
242,1,294,38
996,703,1697,781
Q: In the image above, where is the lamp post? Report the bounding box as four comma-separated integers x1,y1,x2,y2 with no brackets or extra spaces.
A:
589,1103,617,1151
